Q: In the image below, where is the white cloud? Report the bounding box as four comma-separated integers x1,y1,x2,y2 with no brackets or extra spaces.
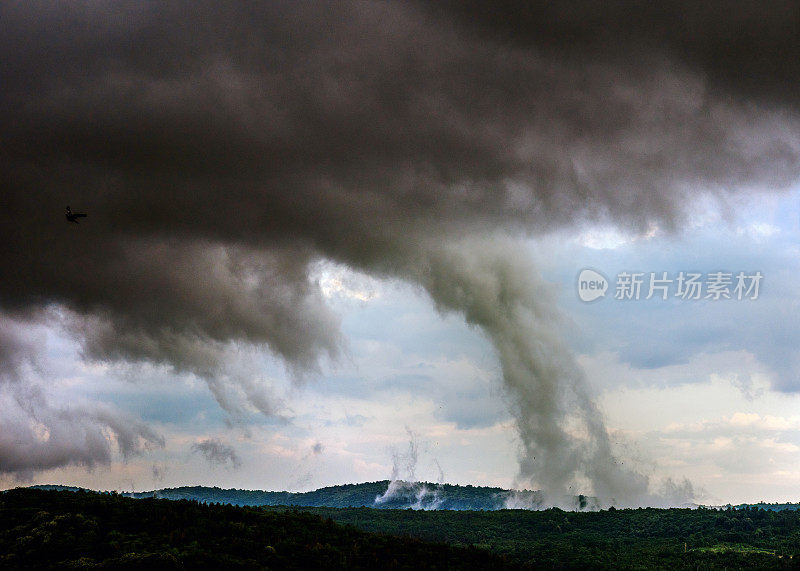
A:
315,262,381,302
736,222,780,240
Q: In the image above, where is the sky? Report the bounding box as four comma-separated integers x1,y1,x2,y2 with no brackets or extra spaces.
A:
2,1,800,507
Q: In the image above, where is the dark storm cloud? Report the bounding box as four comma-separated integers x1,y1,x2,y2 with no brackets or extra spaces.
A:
2,0,796,372
1,1,798,496
423,1,800,105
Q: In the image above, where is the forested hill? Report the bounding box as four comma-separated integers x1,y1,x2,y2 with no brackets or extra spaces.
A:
9,488,800,569
31,483,800,512
35,481,558,510
150,481,534,510
0,488,517,570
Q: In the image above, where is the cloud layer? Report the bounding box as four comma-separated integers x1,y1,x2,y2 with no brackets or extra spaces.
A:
1,1,798,496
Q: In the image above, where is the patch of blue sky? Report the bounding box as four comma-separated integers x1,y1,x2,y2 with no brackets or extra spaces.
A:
533,185,800,392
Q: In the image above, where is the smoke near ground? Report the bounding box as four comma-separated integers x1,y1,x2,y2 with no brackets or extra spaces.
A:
375,430,444,510
1,1,799,501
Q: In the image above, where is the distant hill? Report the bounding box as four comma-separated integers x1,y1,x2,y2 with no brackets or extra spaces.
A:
34,480,575,510
2,487,517,569
143,481,546,510
31,483,800,512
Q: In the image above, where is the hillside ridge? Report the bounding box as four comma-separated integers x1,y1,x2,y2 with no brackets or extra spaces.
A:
32,480,558,510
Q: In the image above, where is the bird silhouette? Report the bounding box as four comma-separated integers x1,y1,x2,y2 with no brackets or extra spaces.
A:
65,206,87,224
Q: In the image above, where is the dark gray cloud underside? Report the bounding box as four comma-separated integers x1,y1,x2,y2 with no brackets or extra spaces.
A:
423,1,800,104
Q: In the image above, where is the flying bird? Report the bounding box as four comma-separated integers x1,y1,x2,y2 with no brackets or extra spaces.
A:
65,206,87,224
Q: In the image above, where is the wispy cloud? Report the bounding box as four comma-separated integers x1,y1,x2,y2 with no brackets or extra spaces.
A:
192,438,242,470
